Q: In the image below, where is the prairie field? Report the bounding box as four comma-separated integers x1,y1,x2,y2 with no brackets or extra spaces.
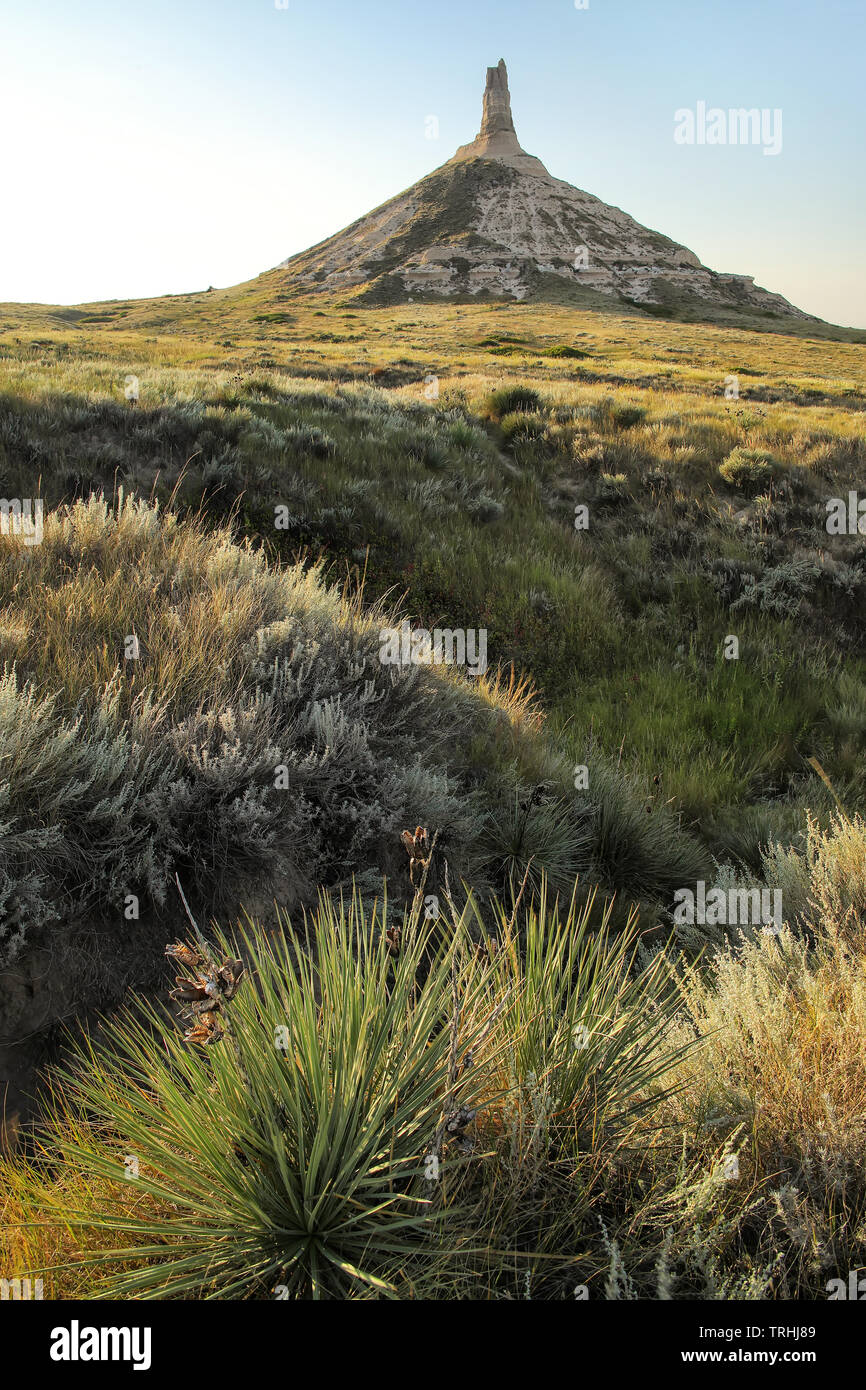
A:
2,293,866,1300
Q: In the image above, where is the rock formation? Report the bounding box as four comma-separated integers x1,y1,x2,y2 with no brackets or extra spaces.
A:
275,61,813,321
449,58,549,176
481,59,514,139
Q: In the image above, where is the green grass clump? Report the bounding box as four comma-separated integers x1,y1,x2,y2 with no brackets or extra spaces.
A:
592,397,646,431
485,385,544,419
480,789,593,896
499,410,546,443
718,445,777,491
546,344,587,359
576,755,708,901
596,471,631,505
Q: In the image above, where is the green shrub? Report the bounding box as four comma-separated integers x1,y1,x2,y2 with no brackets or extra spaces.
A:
718,446,777,492
596,472,631,506
480,790,593,897
592,398,646,432
730,557,822,619
499,411,546,444
546,345,587,360
485,386,544,419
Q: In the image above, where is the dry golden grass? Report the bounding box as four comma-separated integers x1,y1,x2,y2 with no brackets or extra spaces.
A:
0,1139,168,1299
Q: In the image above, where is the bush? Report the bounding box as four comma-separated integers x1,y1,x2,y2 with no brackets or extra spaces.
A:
718,446,777,493
283,424,338,458
596,472,631,506
499,411,546,444
661,822,866,1293
730,557,822,619
592,398,646,432
0,496,500,957
480,790,593,897
749,809,866,940
485,386,544,420
546,345,587,360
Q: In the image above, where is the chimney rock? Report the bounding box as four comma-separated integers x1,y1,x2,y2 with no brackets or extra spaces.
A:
479,59,517,139
449,60,549,174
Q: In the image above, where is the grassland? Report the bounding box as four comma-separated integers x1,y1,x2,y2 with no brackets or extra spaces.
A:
3,294,865,840
1,286,865,1299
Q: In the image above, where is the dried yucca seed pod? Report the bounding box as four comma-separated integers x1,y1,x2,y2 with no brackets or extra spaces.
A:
165,941,203,970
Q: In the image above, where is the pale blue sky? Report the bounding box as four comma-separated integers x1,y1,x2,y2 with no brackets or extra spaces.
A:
1,0,863,325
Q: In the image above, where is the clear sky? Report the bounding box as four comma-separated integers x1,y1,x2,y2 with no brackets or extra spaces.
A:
1,0,863,325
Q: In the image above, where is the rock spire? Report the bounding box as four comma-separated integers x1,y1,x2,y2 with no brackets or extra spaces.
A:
449,60,549,173
479,59,517,140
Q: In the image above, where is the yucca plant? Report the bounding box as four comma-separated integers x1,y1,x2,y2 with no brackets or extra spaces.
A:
415,882,692,1299
33,890,503,1300
470,881,685,1130
480,790,593,898
11,876,692,1301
